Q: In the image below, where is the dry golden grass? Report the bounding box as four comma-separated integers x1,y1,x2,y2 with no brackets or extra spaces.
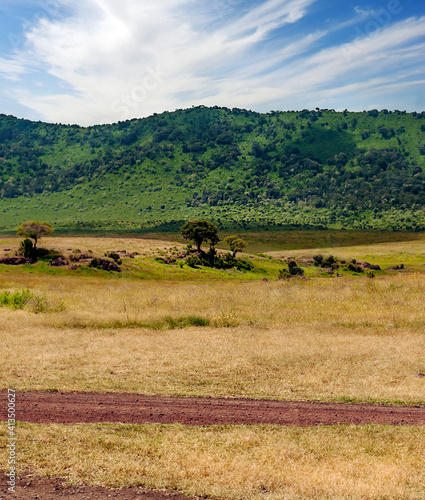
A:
1,422,424,499
1,274,424,402
0,236,182,258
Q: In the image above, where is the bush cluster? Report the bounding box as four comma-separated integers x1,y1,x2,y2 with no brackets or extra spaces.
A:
279,260,304,279
185,250,253,271
313,254,338,268
17,238,61,263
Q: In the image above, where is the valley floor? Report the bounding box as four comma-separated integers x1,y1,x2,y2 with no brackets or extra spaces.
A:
1,231,425,499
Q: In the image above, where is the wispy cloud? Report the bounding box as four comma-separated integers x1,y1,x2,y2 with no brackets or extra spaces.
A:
3,0,425,124
0,57,26,80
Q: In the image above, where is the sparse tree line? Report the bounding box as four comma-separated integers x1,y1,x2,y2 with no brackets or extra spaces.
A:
10,219,395,279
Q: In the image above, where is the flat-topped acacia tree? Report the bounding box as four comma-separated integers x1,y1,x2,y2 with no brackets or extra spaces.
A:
17,220,53,250
181,220,219,253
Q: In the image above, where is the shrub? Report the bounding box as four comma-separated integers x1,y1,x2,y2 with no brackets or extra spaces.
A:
18,238,36,261
186,255,201,268
347,263,363,273
279,261,304,279
313,255,338,268
36,247,51,259
313,254,324,266
89,258,100,268
235,258,254,271
0,289,34,309
105,252,122,263
324,255,336,266
0,288,65,313
19,242,60,262
288,260,304,276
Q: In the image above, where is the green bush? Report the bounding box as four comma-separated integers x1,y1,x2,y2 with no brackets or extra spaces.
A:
288,260,304,276
89,258,99,268
18,239,36,261
347,263,363,273
0,288,34,309
313,254,323,266
279,260,304,279
18,241,60,263
324,255,336,266
186,255,201,268
313,254,338,268
36,247,51,259
0,288,65,313
235,258,254,271
105,252,122,264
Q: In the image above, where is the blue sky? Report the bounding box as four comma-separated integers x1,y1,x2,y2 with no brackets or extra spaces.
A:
0,0,424,125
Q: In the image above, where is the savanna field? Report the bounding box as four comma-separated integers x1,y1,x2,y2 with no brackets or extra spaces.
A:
1,0,425,496
0,230,424,499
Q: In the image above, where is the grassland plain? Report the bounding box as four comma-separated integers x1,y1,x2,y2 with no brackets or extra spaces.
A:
1,232,425,499
1,233,424,401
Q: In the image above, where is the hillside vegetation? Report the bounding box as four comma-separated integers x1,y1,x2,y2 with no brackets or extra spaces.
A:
0,106,424,231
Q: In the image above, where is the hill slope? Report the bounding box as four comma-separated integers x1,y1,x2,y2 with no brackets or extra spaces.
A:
0,106,424,232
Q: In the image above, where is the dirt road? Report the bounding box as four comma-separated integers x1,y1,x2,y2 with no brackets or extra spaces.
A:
1,391,424,427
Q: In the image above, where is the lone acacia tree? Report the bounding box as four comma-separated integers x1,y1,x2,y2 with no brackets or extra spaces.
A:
17,220,53,249
224,235,247,258
181,220,219,253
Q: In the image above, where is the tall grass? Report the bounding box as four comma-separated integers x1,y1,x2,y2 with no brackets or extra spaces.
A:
1,273,424,403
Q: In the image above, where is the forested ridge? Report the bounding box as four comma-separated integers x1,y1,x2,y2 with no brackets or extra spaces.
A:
0,106,424,231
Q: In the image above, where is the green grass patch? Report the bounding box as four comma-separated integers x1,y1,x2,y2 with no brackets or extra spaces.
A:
165,316,210,329
0,288,65,313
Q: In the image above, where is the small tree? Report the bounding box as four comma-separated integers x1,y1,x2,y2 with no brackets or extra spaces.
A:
17,220,53,250
181,220,219,253
224,235,246,258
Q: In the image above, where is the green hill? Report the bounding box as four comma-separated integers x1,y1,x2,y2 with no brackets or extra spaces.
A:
0,106,424,232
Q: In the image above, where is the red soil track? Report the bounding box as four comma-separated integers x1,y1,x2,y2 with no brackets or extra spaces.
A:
1,391,424,427
0,470,194,500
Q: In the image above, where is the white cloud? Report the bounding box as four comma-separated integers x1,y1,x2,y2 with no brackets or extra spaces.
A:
208,16,425,111
15,0,320,124
0,57,26,80
8,0,425,124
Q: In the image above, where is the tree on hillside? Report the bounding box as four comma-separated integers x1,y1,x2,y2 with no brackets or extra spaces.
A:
181,220,219,253
224,235,247,258
17,220,53,249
